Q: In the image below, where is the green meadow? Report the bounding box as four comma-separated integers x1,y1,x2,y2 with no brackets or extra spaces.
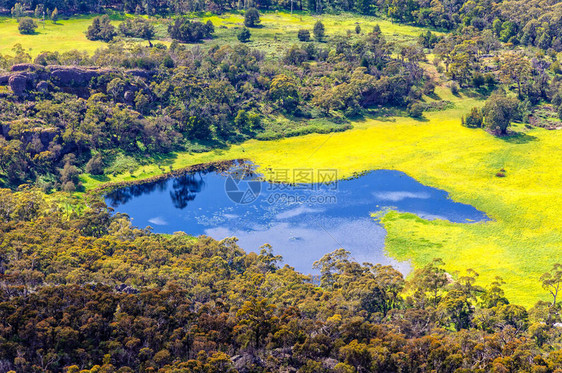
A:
0,16,109,56
0,11,429,58
195,11,431,54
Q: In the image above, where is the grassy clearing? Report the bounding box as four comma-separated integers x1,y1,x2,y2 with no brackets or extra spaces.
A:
0,11,432,58
83,86,562,306
0,16,110,56
196,11,432,56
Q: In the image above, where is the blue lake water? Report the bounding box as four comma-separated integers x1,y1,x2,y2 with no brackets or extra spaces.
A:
106,163,488,274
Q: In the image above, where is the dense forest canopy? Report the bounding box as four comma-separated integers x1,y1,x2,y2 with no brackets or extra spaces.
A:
0,189,561,372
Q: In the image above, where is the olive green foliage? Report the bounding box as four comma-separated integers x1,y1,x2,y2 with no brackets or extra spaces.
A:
51,7,58,23
313,20,325,41
10,2,24,17
408,102,424,118
464,107,484,128
118,17,155,40
86,15,117,42
298,28,310,41
18,17,37,34
0,25,428,189
237,26,251,42
482,94,519,134
244,7,260,27
0,189,561,372
168,18,214,42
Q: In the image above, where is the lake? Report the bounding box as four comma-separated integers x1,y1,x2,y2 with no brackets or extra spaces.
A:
106,162,488,274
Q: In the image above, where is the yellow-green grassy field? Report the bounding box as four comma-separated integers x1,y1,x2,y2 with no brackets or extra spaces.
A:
0,16,110,56
83,86,562,307
0,11,428,58
194,11,432,56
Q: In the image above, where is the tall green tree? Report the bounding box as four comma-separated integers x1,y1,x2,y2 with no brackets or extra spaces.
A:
244,8,260,27
313,20,325,41
482,94,519,135
51,7,58,23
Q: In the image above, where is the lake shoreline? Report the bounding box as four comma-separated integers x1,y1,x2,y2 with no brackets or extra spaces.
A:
89,159,244,197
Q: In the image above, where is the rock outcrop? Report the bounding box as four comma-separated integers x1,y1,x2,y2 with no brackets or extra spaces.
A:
48,65,104,86
8,74,29,96
0,64,154,98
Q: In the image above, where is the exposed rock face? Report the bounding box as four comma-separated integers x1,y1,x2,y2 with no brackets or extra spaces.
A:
8,74,29,96
0,123,10,138
11,63,45,72
48,66,102,86
124,90,135,103
127,69,156,79
36,81,49,93
0,65,150,97
115,284,139,294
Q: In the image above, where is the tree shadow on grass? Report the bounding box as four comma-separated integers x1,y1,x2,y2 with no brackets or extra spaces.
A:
412,116,430,122
459,87,489,99
150,152,179,167
89,174,110,182
425,91,442,100
499,131,538,144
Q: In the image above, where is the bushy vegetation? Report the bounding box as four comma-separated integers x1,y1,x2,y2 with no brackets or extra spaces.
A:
237,26,251,42
168,18,215,42
86,15,117,42
0,188,561,372
244,7,260,27
118,17,155,40
0,25,430,190
17,16,37,34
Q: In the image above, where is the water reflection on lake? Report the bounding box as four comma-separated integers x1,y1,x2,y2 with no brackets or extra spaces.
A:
106,164,488,274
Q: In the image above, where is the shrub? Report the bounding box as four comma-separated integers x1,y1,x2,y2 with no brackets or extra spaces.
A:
18,17,38,35
449,81,459,95
284,45,308,65
85,154,105,175
11,2,24,18
118,18,155,40
484,73,496,88
313,21,325,41
86,15,116,42
355,24,361,34
244,8,260,28
237,27,251,43
298,29,310,42
472,72,485,88
62,181,76,192
408,102,424,118
51,7,58,23
464,107,484,128
423,80,436,95
168,18,214,43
